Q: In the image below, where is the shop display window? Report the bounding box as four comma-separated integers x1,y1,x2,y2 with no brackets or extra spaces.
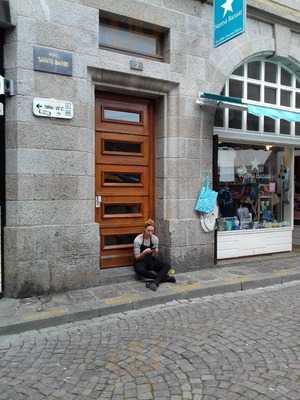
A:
294,154,300,224
217,142,292,231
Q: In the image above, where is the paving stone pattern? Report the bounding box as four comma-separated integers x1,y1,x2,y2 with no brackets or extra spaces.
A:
2,282,300,399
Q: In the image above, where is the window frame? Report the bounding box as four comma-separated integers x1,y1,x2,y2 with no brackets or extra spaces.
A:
99,17,165,61
215,61,300,137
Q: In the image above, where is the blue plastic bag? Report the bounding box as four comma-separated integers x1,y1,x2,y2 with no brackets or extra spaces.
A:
194,177,218,214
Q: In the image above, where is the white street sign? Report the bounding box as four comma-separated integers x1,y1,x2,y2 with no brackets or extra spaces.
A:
33,97,74,119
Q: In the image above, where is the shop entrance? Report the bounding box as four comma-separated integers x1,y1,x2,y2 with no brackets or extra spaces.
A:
95,93,154,268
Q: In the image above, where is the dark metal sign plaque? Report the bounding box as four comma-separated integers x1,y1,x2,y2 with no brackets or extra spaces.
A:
33,47,73,76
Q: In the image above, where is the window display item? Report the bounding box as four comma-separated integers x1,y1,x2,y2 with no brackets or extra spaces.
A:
200,205,219,232
219,148,235,182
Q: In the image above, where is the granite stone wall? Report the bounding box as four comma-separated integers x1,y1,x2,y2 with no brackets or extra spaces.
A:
3,0,300,297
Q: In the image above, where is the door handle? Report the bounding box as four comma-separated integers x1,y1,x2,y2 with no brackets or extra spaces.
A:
95,195,102,208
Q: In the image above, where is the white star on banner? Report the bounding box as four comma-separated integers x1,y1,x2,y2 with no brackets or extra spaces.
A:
221,0,234,17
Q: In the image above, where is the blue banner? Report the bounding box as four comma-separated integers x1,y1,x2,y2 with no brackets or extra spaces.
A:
214,0,246,48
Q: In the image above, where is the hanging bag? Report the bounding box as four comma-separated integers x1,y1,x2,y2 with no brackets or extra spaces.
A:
194,177,218,214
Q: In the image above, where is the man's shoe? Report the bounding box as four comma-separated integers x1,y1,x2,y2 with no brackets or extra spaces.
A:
167,276,176,283
146,281,158,291
160,276,176,284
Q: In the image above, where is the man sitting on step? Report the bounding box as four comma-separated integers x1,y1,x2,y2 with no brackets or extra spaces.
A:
133,219,176,291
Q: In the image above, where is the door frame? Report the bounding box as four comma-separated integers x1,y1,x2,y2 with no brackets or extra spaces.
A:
95,91,156,268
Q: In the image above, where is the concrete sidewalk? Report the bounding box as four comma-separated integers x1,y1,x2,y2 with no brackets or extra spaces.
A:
1,252,300,336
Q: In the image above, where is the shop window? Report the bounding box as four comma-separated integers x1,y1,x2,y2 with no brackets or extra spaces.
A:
295,155,300,225
229,79,243,98
281,68,292,86
296,93,300,109
247,114,259,131
99,14,168,61
217,142,291,231
214,108,224,127
265,62,277,83
280,90,291,107
280,120,290,135
248,61,261,80
297,80,300,89
296,122,300,136
232,65,244,77
265,87,277,104
247,83,260,101
228,110,242,129
264,117,275,133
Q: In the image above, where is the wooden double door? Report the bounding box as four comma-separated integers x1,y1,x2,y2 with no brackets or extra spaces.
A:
95,93,154,268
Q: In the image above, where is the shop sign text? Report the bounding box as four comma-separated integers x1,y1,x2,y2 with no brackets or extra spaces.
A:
214,0,246,48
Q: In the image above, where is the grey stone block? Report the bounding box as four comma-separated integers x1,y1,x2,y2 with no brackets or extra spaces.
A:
4,223,100,297
165,199,178,219
49,255,101,292
162,0,203,16
46,0,98,31
6,122,93,151
170,244,214,270
6,175,93,201
178,200,197,219
275,24,291,58
187,55,206,81
4,41,32,70
6,200,94,226
155,158,165,178
6,148,93,175
9,0,50,21
168,220,188,246
185,220,214,246
165,178,183,199
34,73,92,102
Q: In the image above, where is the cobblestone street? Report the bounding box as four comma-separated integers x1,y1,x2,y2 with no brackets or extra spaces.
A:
2,282,300,400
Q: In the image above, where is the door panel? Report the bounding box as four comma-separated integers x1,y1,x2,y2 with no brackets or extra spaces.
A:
96,97,150,135
96,94,154,268
100,226,144,268
96,196,149,228
96,132,149,165
96,164,149,196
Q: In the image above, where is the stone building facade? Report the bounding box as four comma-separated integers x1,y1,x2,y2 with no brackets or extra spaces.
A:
2,0,300,297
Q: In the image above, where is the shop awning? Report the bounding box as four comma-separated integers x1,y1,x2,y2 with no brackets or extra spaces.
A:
197,92,248,111
197,92,300,123
248,105,300,123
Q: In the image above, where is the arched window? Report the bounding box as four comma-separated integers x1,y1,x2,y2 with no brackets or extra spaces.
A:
214,60,300,136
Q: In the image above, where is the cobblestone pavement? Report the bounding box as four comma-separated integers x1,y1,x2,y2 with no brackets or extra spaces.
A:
2,283,300,400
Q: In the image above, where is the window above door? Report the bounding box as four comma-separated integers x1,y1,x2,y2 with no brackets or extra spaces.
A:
99,11,169,61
